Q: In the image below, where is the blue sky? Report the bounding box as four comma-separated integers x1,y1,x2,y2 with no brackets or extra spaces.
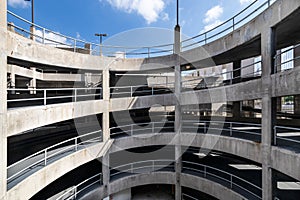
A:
7,0,258,46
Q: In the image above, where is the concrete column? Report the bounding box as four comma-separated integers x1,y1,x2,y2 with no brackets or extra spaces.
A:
174,24,182,200
261,28,276,200
29,67,36,94
102,70,110,141
0,0,7,199
102,153,110,197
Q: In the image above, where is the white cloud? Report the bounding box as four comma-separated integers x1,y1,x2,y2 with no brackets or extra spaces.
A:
203,5,223,23
103,0,165,24
162,13,169,21
203,20,223,32
8,0,30,8
239,0,255,5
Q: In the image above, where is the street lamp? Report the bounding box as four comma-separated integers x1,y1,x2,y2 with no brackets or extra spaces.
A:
24,0,34,39
95,33,107,56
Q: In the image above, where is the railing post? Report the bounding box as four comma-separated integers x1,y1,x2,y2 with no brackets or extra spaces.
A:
131,124,133,136
130,86,133,97
74,186,77,199
268,0,270,6
151,87,154,95
44,149,47,166
204,122,206,133
42,28,45,44
204,166,206,178
131,164,133,173
230,122,233,136
75,137,78,151
74,88,77,102
152,122,155,133
152,160,155,172
232,18,235,31
274,126,277,145
148,47,150,58
74,39,77,52
44,89,47,106
230,175,233,189
204,33,207,44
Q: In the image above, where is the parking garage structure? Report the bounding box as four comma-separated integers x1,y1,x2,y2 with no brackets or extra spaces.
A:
1,0,300,199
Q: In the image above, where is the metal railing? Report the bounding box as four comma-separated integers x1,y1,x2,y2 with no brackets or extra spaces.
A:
274,125,300,146
110,83,174,98
55,173,102,200
110,121,174,137
7,0,275,58
181,60,262,90
7,87,102,108
182,161,262,200
110,159,261,199
7,130,102,189
181,0,275,50
274,44,300,73
182,120,261,139
182,193,199,200
110,160,175,178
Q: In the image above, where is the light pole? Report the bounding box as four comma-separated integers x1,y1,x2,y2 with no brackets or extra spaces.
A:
25,0,34,39
95,33,107,56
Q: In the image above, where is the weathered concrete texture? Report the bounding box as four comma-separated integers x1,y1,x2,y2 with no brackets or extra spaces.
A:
5,141,112,200
272,66,300,97
7,100,106,136
7,64,82,82
108,173,176,199
271,146,300,181
5,0,300,72
181,174,245,200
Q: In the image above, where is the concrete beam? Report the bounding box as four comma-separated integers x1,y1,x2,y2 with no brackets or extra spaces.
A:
7,100,106,136
5,142,110,200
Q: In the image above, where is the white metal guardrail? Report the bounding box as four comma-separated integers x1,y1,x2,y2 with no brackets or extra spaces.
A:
110,160,262,199
110,83,174,98
7,130,102,189
182,161,262,200
110,121,174,137
55,173,102,200
181,0,275,50
7,87,102,107
181,61,262,89
110,160,175,178
7,0,275,58
274,125,300,146
109,120,261,140
182,120,261,138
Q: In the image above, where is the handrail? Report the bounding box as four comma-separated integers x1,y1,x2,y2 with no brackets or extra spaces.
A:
181,0,274,50
182,161,262,200
7,87,102,107
55,173,102,200
274,125,300,146
7,0,275,58
7,130,102,186
110,159,262,199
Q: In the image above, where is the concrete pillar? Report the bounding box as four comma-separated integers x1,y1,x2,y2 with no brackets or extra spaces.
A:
102,153,110,197
102,70,110,141
174,24,182,200
0,0,7,199
261,28,276,200
29,67,36,94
